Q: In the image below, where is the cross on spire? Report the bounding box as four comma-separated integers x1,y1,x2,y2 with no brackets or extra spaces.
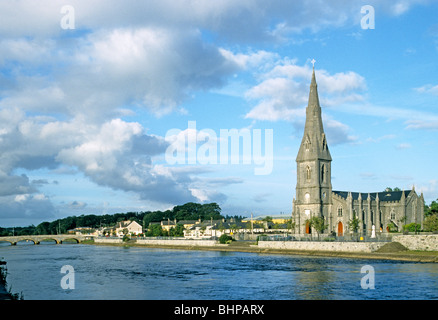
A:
311,59,316,68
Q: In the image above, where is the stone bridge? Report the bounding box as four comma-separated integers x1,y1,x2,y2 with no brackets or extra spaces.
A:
0,234,94,245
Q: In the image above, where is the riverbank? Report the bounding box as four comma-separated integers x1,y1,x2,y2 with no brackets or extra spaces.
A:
90,240,438,263
0,260,15,300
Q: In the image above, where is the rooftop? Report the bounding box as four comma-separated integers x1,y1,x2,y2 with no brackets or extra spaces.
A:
332,190,413,202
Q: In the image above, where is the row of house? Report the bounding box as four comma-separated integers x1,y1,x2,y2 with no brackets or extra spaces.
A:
67,214,292,239
68,220,143,237
182,217,292,239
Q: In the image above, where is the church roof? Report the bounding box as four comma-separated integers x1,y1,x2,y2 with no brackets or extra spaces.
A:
333,190,412,202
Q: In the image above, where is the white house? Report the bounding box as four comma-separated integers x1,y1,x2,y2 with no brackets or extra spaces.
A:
115,220,143,236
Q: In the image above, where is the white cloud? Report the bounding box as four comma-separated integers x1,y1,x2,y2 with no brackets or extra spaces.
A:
323,116,358,145
0,0,434,222
391,1,411,15
68,201,87,209
405,119,438,130
0,192,57,225
418,180,437,203
415,84,438,96
244,60,366,122
219,48,279,70
396,143,412,149
241,59,363,144
0,27,238,119
0,1,427,40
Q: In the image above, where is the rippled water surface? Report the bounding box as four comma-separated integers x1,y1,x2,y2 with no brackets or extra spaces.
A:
1,243,437,300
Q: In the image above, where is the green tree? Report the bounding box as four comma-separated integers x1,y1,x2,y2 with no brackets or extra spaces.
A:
286,218,296,232
169,224,185,237
348,216,360,234
173,202,222,220
425,199,438,217
384,187,401,192
424,214,438,232
307,216,328,239
146,224,164,237
36,222,50,235
403,223,421,233
219,234,233,244
387,222,398,232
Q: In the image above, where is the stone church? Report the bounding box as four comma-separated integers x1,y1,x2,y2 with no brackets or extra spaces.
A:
292,67,424,237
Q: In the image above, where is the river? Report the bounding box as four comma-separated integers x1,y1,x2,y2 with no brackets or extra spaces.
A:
0,243,437,300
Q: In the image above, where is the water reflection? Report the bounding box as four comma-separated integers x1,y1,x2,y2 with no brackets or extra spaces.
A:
15,240,35,246
293,259,334,299
0,244,437,300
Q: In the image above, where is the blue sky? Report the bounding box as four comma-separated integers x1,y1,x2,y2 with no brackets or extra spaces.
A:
0,1,437,227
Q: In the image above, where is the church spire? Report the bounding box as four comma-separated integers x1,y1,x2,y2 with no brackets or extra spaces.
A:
308,66,320,110
294,62,332,229
296,65,332,162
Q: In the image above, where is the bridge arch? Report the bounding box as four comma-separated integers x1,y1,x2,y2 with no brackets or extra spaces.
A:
0,234,92,245
15,239,38,245
39,238,60,244
59,238,80,244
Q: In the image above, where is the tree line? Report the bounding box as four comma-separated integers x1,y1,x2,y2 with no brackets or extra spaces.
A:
0,202,224,236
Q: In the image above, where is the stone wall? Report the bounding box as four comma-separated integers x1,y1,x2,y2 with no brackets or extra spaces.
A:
392,235,438,251
257,240,386,253
136,239,218,247
94,237,123,244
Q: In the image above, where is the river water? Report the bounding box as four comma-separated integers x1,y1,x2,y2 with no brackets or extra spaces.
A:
0,243,437,300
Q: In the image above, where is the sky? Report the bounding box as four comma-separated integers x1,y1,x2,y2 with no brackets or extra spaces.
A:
0,0,437,227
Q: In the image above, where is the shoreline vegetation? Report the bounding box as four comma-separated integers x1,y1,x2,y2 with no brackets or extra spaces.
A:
0,259,22,300
87,239,438,263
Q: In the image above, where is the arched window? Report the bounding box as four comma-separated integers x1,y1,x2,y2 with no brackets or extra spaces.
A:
305,137,310,151
322,133,327,150
390,210,396,220
306,166,311,180
337,207,343,217
321,164,325,183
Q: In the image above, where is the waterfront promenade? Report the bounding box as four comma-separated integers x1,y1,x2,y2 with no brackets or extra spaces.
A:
1,234,437,262
93,235,438,262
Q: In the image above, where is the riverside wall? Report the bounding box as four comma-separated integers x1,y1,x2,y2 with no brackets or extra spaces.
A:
94,235,438,253
257,240,387,253
136,239,218,247
94,237,123,244
392,235,438,251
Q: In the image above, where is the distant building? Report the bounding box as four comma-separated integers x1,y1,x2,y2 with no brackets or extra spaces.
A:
67,227,96,235
292,67,424,237
242,214,291,224
184,218,268,239
115,220,143,236
151,219,200,233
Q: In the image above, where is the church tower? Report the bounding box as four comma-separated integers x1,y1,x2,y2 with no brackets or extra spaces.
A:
293,66,332,235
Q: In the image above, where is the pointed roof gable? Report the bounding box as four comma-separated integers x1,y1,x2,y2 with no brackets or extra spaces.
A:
333,190,413,202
